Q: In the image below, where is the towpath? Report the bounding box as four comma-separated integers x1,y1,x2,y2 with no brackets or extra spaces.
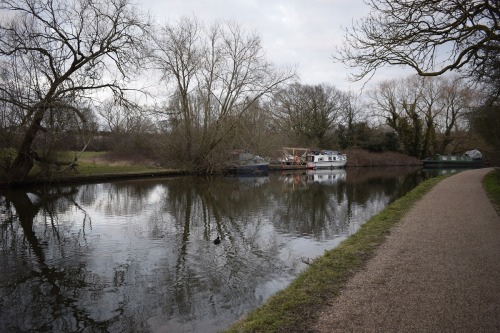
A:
314,168,500,332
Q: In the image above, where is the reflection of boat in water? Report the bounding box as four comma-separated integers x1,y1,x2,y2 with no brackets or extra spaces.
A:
233,174,270,186
422,149,483,168
422,168,462,177
306,169,346,185
227,150,270,175
306,150,347,169
274,171,307,191
227,174,270,200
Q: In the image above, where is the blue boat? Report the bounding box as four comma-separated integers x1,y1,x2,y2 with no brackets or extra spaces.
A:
227,151,269,175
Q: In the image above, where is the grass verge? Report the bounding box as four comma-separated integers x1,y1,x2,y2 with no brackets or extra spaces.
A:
224,175,445,333
482,168,500,213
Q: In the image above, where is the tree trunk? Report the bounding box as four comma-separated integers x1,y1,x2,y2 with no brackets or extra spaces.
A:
7,108,45,182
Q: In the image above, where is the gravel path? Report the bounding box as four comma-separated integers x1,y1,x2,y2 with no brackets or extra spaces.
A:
314,168,500,333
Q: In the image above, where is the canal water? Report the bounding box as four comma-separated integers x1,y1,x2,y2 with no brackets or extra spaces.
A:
0,167,430,332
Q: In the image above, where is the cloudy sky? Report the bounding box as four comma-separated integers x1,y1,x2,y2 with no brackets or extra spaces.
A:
139,0,409,92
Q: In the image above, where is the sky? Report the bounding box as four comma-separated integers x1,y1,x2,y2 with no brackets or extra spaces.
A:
138,0,411,93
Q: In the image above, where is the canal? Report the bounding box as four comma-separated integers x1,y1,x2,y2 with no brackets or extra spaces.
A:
1,166,431,332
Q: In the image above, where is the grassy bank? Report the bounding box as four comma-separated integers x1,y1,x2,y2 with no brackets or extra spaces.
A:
483,168,500,212
0,151,180,186
224,175,445,333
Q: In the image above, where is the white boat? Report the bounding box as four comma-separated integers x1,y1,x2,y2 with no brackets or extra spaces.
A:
306,150,347,169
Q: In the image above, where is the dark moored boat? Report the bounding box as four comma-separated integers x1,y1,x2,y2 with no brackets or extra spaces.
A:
227,151,269,175
422,149,483,168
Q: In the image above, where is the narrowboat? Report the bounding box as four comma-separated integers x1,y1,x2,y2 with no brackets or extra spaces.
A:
422,149,483,168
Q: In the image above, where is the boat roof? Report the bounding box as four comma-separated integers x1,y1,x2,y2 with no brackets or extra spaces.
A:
308,150,344,155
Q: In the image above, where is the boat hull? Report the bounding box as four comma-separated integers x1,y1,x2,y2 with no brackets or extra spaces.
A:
422,160,483,169
230,163,269,175
269,162,307,170
306,160,346,169
422,153,483,169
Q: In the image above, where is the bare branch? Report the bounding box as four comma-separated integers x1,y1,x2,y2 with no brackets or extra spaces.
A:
335,0,500,82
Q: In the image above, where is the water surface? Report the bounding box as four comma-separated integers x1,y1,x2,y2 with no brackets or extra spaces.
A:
0,167,426,332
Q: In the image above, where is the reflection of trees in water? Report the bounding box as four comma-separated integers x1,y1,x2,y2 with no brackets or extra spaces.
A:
0,167,424,332
270,167,424,240
155,176,297,330
345,167,422,204
89,181,160,218
0,178,298,332
0,187,111,332
271,181,352,238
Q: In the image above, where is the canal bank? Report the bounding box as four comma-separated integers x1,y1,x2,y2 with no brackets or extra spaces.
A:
314,167,500,332
0,169,187,188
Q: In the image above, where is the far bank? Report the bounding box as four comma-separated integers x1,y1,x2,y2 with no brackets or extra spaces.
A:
0,149,422,188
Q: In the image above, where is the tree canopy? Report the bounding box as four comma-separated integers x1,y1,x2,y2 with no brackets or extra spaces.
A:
335,0,500,81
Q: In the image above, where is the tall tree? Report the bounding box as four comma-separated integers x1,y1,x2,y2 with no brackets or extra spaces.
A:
433,76,476,153
153,17,294,171
470,46,500,157
152,16,202,161
0,0,151,182
337,91,365,148
335,0,500,81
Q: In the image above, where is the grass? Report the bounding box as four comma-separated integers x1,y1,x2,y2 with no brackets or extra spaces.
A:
482,168,500,212
224,175,445,333
0,150,178,185
67,151,167,175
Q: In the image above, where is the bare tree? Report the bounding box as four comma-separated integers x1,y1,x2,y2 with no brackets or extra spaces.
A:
152,16,202,160
337,91,366,148
153,17,295,171
335,0,500,81
432,76,477,153
271,83,343,148
97,99,146,134
0,0,152,182
369,75,476,158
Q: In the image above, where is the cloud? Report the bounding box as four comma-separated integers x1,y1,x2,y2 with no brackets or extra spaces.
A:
140,0,371,90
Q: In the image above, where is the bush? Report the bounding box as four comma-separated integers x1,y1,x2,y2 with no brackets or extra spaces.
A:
344,148,422,167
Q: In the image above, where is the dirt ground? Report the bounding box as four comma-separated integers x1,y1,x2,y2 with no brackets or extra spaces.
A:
314,168,500,332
